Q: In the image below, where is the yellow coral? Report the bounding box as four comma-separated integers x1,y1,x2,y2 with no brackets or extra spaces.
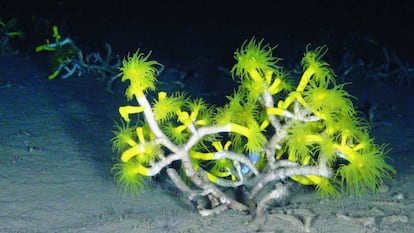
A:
111,120,137,153
297,45,335,92
112,38,395,204
335,143,395,195
120,50,162,99
303,82,355,120
152,91,185,122
112,159,147,197
231,37,280,84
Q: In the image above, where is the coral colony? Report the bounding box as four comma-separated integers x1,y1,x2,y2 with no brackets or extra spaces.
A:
111,38,395,217
35,26,121,92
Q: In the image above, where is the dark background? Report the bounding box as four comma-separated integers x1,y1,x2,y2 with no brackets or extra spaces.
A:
1,0,413,62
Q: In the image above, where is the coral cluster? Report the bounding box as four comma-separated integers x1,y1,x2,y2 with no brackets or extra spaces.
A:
35,25,120,92
0,18,23,55
111,38,395,217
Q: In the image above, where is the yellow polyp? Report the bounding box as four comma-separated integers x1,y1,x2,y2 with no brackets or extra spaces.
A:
190,150,215,160
268,77,282,94
281,92,297,109
48,70,60,80
340,132,348,146
334,144,358,162
189,111,198,122
313,110,328,121
210,140,231,152
189,100,204,121
212,169,231,178
304,134,323,143
5,30,21,38
178,111,191,125
133,163,149,176
266,107,285,116
282,91,306,108
248,68,263,83
175,124,187,134
264,69,274,85
117,161,149,177
224,141,232,150
295,93,307,107
212,141,223,151
125,84,146,99
287,152,297,162
121,145,141,162
158,91,167,101
277,100,284,109
206,172,218,184
35,44,56,52
230,123,250,138
292,175,313,185
119,106,145,122
52,25,61,42
120,50,160,99
352,142,368,152
288,151,312,165
276,149,284,160
292,174,325,185
296,66,315,92
136,127,145,143
125,138,137,147
302,155,312,165
260,119,270,130
195,119,208,126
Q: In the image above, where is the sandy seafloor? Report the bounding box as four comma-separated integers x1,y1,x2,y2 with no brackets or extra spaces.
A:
0,47,413,233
